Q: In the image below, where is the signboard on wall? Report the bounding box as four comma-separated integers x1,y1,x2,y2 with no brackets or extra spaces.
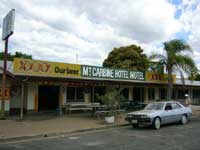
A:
13,58,145,81
81,65,145,81
146,72,176,83
13,58,81,78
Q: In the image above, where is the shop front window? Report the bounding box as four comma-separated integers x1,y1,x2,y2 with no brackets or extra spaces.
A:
193,89,200,98
160,88,167,100
67,87,84,102
121,88,129,100
67,87,75,101
133,87,143,102
76,87,84,100
148,88,155,100
94,86,106,104
178,89,188,99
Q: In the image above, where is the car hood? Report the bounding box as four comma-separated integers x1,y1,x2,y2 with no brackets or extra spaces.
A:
128,110,158,116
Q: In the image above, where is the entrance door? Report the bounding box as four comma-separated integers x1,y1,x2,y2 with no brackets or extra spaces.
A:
38,86,59,111
133,87,144,102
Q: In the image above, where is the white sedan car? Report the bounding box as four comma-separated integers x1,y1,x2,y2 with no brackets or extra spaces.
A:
125,101,192,129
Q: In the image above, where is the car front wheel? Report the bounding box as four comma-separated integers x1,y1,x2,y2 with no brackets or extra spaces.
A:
153,117,161,129
181,115,188,125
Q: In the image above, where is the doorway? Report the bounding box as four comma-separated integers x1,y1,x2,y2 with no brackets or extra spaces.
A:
133,87,144,102
38,85,59,111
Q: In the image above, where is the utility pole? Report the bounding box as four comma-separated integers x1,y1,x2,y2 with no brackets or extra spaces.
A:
0,38,8,119
0,9,15,119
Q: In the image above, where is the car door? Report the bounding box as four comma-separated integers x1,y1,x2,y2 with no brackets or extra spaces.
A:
162,103,174,124
171,103,183,122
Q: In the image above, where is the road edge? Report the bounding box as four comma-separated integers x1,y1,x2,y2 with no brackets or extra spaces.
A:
0,123,130,144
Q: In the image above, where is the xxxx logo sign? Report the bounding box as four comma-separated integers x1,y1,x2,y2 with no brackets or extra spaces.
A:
14,58,53,75
19,60,51,73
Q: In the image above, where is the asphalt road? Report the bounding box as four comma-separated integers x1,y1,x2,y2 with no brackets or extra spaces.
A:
0,117,200,150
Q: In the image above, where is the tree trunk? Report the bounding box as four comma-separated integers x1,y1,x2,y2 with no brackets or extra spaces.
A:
167,66,173,101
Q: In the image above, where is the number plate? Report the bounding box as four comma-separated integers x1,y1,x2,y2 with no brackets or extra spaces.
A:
131,120,138,123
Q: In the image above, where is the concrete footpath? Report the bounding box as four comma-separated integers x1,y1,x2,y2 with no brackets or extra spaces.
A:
0,112,127,142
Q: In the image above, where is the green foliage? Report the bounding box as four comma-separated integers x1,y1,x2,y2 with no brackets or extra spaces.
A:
149,61,165,74
95,87,124,117
188,73,200,81
194,74,200,81
103,45,149,71
149,39,197,100
0,51,32,61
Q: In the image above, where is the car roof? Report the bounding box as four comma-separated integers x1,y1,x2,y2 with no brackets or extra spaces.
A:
151,101,180,104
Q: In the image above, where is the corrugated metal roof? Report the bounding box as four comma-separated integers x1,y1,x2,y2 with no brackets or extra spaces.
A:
175,79,200,86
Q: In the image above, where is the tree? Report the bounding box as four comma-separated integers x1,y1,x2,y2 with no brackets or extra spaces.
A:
103,45,149,71
194,74,200,81
188,72,200,81
149,61,165,74
0,51,32,61
150,39,197,101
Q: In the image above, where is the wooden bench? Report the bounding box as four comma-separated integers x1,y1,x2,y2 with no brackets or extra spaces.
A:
66,102,100,114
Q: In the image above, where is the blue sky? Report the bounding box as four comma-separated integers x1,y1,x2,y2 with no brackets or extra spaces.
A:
0,0,200,68
172,0,183,19
171,0,198,41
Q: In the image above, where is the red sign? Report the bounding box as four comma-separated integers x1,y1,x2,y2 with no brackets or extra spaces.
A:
0,88,10,100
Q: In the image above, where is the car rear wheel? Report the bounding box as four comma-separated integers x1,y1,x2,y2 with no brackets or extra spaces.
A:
181,115,188,125
153,117,161,130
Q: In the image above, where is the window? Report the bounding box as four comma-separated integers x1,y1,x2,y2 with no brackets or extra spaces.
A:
67,87,75,101
172,103,182,109
160,88,167,100
148,88,155,100
165,103,172,110
94,86,106,103
133,87,143,101
76,87,84,100
193,89,200,99
178,89,188,99
145,103,164,110
172,90,176,100
67,87,84,102
121,88,129,100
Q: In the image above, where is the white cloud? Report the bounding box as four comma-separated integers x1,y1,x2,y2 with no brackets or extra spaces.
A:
178,0,200,69
0,0,182,66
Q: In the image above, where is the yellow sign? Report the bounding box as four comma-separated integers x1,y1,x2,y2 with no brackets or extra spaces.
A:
13,58,81,78
146,72,176,83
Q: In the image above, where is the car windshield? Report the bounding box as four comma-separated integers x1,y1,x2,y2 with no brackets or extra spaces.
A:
145,103,164,110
